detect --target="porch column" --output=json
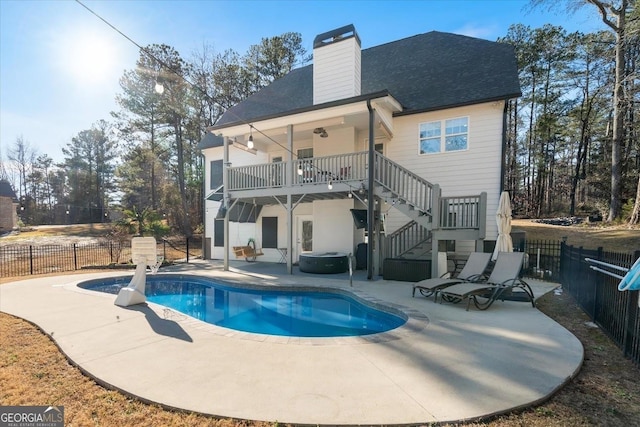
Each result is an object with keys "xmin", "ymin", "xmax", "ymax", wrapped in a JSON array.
[
  {"xmin": 477, "ymin": 191, "xmax": 488, "ymax": 251},
  {"xmin": 223, "ymin": 137, "xmax": 230, "ymax": 271},
  {"xmin": 367, "ymin": 100, "xmax": 375, "ymax": 280},
  {"xmin": 286, "ymin": 124, "xmax": 294, "ymax": 274},
  {"xmin": 431, "ymin": 236, "xmax": 439, "ymax": 278},
  {"xmin": 431, "ymin": 184, "xmax": 441, "ymax": 278}
]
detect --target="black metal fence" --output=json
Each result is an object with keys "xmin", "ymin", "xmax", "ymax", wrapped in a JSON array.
[
  {"xmin": 519, "ymin": 239, "xmax": 563, "ymax": 281},
  {"xmin": 1, "ymin": 237, "xmax": 202, "ymax": 278},
  {"xmin": 560, "ymin": 243, "xmax": 640, "ymax": 368}
]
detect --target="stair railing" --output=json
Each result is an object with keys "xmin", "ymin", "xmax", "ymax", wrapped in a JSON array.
[
  {"xmin": 382, "ymin": 220, "xmax": 431, "ymax": 259},
  {"xmin": 373, "ymin": 152, "xmax": 436, "ymax": 220}
]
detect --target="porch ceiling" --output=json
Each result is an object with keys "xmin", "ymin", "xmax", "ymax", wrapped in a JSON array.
[
  {"xmin": 214, "ymin": 94, "xmax": 400, "ymax": 147},
  {"xmin": 232, "ymin": 191, "xmax": 358, "ymax": 208}
]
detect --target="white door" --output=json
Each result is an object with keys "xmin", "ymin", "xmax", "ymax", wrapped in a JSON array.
[{"xmin": 295, "ymin": 215, "xmax": 313, "ymax": 261}]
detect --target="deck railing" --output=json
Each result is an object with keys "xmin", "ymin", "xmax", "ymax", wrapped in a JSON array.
[
  {"xmin": 228, "ymin": 152, "xmax": 369, "ymax": 190},
  {"xmin": 293, "ymin": 152, "xmax": 368, "ymax": 185},
  {"xmin": 438, "ymin": 194, "xmax": 486, "ymax": 230},
  {"xmin": 372, "ymin": 152, "xmax": 435, "ymax": 214},
  {"xmin": 228, "ymin": 163, "xmax": 284, "ymax": 190}
]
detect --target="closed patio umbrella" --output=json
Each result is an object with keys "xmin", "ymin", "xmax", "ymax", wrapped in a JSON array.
[{"xmin": 492, "ymin": 191, "xmax": 513, "ymax": 261}]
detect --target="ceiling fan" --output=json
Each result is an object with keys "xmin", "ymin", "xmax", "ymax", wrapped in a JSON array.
[{"xmin": 313, "ymin": 127, "xmax": 328, "ymax": 138}]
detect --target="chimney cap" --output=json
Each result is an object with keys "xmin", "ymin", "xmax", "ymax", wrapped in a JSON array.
[{"xmin": 313, "ymin": 24, "xmax": 360, "ymax": 49}]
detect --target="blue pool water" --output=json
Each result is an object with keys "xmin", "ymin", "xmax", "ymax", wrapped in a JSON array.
[{"xmin": 79, "ymin": 275, "xmax": 406, "ymax": 337}]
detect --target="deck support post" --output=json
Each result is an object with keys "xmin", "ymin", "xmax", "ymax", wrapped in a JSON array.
[
  {"xmin": 367, "ymin": 100, "xmax": 375, "ymax": 280},
  {"xmin": 223, "ymin": 137, "xmax": 230, "ymax": 271},
  {"xmin": 286, "ymin": 124, "xmax": 294, "ymax": 274}
]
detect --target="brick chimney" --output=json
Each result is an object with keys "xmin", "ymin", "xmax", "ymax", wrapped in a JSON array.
[{"xmin": 313, "ymin": 25, "xmax": 361, "ymax": 105}]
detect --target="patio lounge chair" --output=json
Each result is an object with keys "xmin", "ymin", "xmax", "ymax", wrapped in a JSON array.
[
  {"xmin": 437, "ymin": 252, "xmax": 535, "ymax": 311},
  {"xmin": 412, "ymin": 252, "xmax": 492, "ymax": 298}
]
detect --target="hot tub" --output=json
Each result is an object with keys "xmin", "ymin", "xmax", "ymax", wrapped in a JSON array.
[{"xmin": 299, "ymin": 252, "xmax": 349, "ymax": 274}]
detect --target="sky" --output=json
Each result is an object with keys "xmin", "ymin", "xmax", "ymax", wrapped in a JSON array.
[{"xmin": 0, "ymin": 0, "xmax": 605, "ymax": 164}]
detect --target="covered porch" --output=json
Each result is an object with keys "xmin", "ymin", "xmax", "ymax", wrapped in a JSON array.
[{"xmin": 208, "ymin": 93, "xmax": 486, "ymax": 279}]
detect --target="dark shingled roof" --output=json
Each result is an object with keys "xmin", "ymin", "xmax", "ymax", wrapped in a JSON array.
[
  {"xmin": 0, "ymin": 179, "xmax": 18, "ymax": 200},
  {"xmin": 213, "ymin": 31, "xmax": 521, "ymax": 129},
  {"xmin": 197, "ymin": 132, "xmax": 225, "ymax": 150}
]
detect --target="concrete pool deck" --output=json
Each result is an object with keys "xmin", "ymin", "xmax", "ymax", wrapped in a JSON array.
[{"xmin": 0, "ymin": 261, "xmax": 583, "ymax": 425}]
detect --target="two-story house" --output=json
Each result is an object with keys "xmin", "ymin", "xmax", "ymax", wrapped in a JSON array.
[
  {"xmin": 0, "ymin": 179, "xmax": 19, "ymax": 233},
  {"xmin": 199, "ymin": 25, "xmax": 521, "ymax": 279}
]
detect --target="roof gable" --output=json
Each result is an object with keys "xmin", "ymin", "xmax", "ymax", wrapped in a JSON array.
[
  {"xmin": 0, "ymin": 180, "xmax": 18, "ymax": 200},
  {"xmin": 214, "ymin": 31, "xmax": 520, "ymax": 128}
]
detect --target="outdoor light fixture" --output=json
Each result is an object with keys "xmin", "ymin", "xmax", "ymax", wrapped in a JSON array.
[
  {"xmin": 247, "ymin": 126, "xmax": 254, "ymax": 149},
  {"xmin": 348, "ymin": 192, "xmax": 353, "ymax": 198},
  {"xmin": 297, "ymin": 165, "xmax": 303, "ymax": 175},
  {"xmin": 231, "ymin": 137, "xmax": 257, "ymax": 154},
  {"xmin": 154, "ymin": 81, "xmax": 164, "ymax": 94},
  {"xmin": 328, "ymin": 180, "xmax": 333, "ymax": 190}
]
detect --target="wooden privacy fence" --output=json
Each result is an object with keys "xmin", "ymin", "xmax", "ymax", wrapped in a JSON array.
[{"xmin": 1, "ymin": 237, "xmax": 202, "ymax": 278}]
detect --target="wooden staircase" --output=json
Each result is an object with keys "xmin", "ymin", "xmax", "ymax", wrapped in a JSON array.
[
  {"xmin": 372, "ymin": 152, "xmax": 487, "ymax": 260},
  {"xmin": 382, "ymin": 220, "xmax": 431, "ymax": 260}
]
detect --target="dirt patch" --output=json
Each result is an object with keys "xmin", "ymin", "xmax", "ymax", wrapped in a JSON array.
[
  {"xmin": 512, "ymin": 219, "xmax": 640, "ymax": 253},
  {"xmin": 0, "ymin": 224, "xmax": 111, "ymax": 247}
]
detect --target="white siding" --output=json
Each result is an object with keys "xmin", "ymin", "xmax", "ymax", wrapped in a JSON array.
[
  {"xmin": 209, "ymin": 213, "xmax": 256, "ymax": 261},
  {"xmin": 203, "ymin": 144, "xmax": 269, "ymax": 260},
  {"xmin": 254, "ymin": 205, "xmax": 287, "ymax": 263},
  {"xmin": 229, "ymin": 145, "xmax": 270, "ymax": 167},
  {"xmin": 313, "ymin": 37, "xmax": 361, "ymax": 104},
  {"xmin": 203, "ymin": 146, "xmax": 223, "ymax": 193},
  {"xmin": 384, "ymin": 102, "xmax": 505, "ymax": 240},
  {"xmin": 314, "ymin": 127, "xmax": 357, "ymax": 156},
  {"xmin": 312, "ymin": 199, "xmax": 359, "ymax": 254}
]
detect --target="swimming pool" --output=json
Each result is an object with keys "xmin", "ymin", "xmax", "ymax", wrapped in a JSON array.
[{"xmin": 79, "ymin": 275, "xmax": 406, "ymax": 337}]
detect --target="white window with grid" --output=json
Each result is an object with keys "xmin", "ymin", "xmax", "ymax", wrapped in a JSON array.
[{"xmin": 419, "ymin": 117, "xmax": 468, "ymax": 154}]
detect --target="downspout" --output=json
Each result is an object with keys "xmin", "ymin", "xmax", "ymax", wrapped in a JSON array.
[
  {"xmin": 500, "ymin": 100, "xmax": 508, "ymax": 192},
  {"xmin": 366, "ymin": 100, "xmax": 375, "ymax": 280}
]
